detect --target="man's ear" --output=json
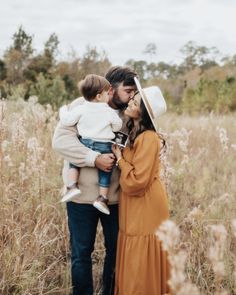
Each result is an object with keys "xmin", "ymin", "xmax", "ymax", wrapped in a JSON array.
[{"xmin": 110, "ymin": 88, "xmax": 115, "ymax": 96}]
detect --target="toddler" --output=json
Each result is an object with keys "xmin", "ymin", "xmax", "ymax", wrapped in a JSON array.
[{"xmin": 59, "ymin": 74, "xmax": 122, "ymax": 215}]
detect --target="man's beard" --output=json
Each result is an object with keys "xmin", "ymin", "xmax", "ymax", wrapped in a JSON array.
[{"xmin": 111, "ymin": 90, "xmax": 128, "ymax": 110}]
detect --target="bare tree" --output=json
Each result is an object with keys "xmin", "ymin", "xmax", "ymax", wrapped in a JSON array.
[{"xmin": 143, "ymin": 43, "xmax": 157, "ymax": 62}]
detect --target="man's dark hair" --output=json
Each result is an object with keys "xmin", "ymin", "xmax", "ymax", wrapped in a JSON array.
[{"xmin": 105, "ymin": 66, "xmax": 137, "ymax": 88}]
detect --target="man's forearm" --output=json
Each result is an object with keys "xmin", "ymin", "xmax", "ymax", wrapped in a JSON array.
[{"xmin": 52, "ymin": 122, "xmax": 100, "ymax": 167}]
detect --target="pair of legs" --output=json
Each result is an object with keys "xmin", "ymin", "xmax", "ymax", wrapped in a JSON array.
[
  {"xmin": 62, "ymin": 139, "xmax": 113, "ymax": 214},
  {"xmin": 67, "ymin": 202, "xmax": 118, "ymax": 295},
  {"xmin": 66, "ymin": 164, "xmax": 111, "ymax": 199}
]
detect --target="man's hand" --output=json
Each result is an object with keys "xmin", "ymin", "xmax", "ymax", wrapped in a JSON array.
[{"xmin": 95, "ymin": 154, "xmax": 115, "ymax": 172}]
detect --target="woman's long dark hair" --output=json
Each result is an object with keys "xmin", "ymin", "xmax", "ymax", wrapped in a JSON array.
[{"xmin": 127, "ymin": 99, "xmax": 166, "ymax": 151}]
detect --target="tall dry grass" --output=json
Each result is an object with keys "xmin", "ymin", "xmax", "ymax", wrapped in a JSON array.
[
  {"xmin": 0, "ymin": 98, "xmax": 235, "ymax": 294},
  {"xmin": 158, "ymin": 113, "xmax": 236, "ymax": 294}
]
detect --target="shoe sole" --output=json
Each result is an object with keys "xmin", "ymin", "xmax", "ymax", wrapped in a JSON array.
[
  {"xmin": 93, "ymin": 201, "xmax": 110, "ymax": 215},
  {"xmin": 61, "ymin": 189, "xmax": 81, "ymax": 203}
]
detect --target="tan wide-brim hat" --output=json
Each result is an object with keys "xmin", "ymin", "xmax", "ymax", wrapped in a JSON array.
[{"xmin": 134, "ymin": 77, "xmax": 167, "ymax": 132}]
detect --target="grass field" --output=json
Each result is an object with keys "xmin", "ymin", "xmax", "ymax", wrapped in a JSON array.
[{"xmin": 0, "ymin": 98, "xmax": 235, "ymax": 294}]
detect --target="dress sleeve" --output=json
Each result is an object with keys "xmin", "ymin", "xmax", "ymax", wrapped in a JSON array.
[{"xmin": 118, "ymin": 131, "xmax": 159, "ymax": 196}]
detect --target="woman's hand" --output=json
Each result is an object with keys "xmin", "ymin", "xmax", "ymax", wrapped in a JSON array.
[{"xmin": 112, "ymin": 144, "xmax": 122, "ymax": 159}]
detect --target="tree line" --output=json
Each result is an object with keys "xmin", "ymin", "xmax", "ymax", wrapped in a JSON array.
[{"xmin": 1, "ymin": 26, "xmax": 236, "ymax": 113}]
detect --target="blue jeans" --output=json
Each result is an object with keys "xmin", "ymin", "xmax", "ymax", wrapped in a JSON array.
[
  {"xmin": 80, "ymin": 138, "xmax": 113, "ymax": 188},
  {"xmin": 67, "ymin": 202, "xmax": 118, "ymax": 295}
]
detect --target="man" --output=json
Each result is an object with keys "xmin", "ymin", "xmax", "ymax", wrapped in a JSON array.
[{"xmin": 52, "ymin": 66, "xmax": 137, "ymax": 295}]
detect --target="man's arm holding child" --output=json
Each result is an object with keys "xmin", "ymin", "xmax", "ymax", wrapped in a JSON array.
[
  {"xmin": 59, "ymin": 105, "xmax": 83, "ymax": 126},
  {"xmin": 52, "ymin": 97, "xmax": 115, "ymax": 170}
]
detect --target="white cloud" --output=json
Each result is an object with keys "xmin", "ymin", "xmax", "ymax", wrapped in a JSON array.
[{"xmin": 0, "ymin": 0, "xmax": 236, "ymax": 64}]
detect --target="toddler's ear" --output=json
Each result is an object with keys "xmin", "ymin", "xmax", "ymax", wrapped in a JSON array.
[{"xmin": 95, "ymin": 93, "xmax": 102, "ymax": 102}]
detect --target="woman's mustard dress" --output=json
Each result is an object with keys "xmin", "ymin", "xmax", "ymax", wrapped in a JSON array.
[{"xmin": 115, "ymin": 130, "xmax": 170, "ymax": 295}]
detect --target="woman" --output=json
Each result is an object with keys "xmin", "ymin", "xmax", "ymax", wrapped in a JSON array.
[{"xmin": 112, "ymin": 78, "xmax": 170, "ymax": 295}]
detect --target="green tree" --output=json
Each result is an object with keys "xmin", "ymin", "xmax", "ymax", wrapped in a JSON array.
[
  {"xmin": 180, "ymin": 41, "xmax": 219, "ymax": 72},
  {"xmin": 23, "ymin": 33, "xmax": 60, "ymax": 82},
  {"xmin": 56, "ymin": 58, "xmax": 81, "ymax": 98},
  {"xmin": 221, "ymin": 54, "xmax": 236, "ymax": 67},
  {"xmin": 146, "ymin": 62, "xmax": 158, "ymax": 79},
  {"xmin": 4, "ymin": 26, "xmax": 34, "ymax": 84},
  {"xmin": 23, "ymin": 55, "xmax": 53, "ymax": 81},
  {"xmin": 29, "ymin": 73, "xmax": 67, "ymax": 106},
  {"xmin": 78, "ymin": 46, "xmax": 111, "ymax": 80},
  {"xmin": 44, "ymin": 33, "xmax": 59, "ymax": 66},
  {"xmin": 12, "ymin": 26, "xmax": 33, "ymax": 58},
  {"xmin": 125, "ymin": 59, "xmax": 147, "ymax": 82},
  {"xmin": 0, "ymin": 60, "xmax": 7, "ymax": 80},
  {"xmin": 181, "ymin": 78, "xmax": 235, "ymax": 114}
]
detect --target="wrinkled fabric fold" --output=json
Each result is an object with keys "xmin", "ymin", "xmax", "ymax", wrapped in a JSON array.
[{"xmin": 115, "ymin": 233, "xmax": 169, "ymax": 295}]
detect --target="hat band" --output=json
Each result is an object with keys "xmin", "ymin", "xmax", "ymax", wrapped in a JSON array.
[{"xmin": 141, "ymin": 90, "xmax": 155, "ymax": 119}]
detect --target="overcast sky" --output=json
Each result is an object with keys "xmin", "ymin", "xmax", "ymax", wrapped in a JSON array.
[{"xmin": 0, "ymin": 0, "xmax": 235, "ymax": 65}]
